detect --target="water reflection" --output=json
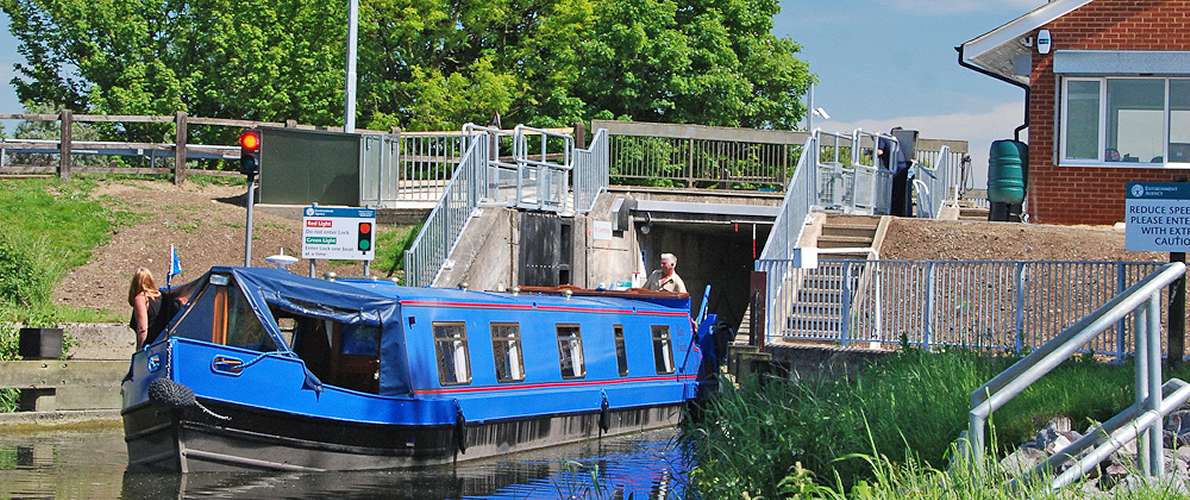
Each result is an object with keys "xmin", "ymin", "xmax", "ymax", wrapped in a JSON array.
[{"xmin": 0, "ymin": 426, "xmax": 693, "ymax": 498}]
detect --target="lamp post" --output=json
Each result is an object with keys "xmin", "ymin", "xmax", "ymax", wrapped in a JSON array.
[{"xmin": 344, "ymin": 0, "xmax": 359, "ymax": 133}]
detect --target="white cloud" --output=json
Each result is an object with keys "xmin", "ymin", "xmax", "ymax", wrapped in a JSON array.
[
  {"xmin": 879, "ymin": 0, "xmax": 1044, "ymax": 15},
  {"xmin": 820, "ymin": 101, "xmax": 1026, "ymax": 188}
]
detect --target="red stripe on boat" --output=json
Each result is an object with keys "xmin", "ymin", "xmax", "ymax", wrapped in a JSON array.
[
  {"xmin": 414, "ymin": 375, "xmax": 698, "ymax": 395},
  {"xmin": 399, "ymin": 300, "xmax": 686, "ymax": 317}
]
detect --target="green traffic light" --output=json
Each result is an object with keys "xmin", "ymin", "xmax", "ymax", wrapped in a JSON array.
[{"xmin": 359, "ymin": 239, "xmax": 371, "ymax": 251}]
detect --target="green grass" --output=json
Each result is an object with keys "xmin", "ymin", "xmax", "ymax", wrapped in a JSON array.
[
  {"xmin": 374, "ymin": 224, "xmax": 420, "ymax": 280},
  {"xmin": 0, "ymin": 178, "xmax": 133, "ymax": 358},
  {"xmin": 689, "ymin": 350, "xmax": 1190, "ymax": 498}
]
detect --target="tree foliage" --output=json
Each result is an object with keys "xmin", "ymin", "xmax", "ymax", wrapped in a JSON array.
[{"xmin": 2, "ymin": 0, "xmax": 812, "ymax": 135}]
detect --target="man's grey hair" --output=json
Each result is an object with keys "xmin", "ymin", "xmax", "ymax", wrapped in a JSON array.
[{"xmin": 660, "ymin": 253, "xmax": 677, "ymax": 265}]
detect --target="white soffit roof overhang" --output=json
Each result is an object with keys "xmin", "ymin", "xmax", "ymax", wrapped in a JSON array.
[{"xmin": 959, "ymin": 0, "xmax": 1095, "ymax": 85}]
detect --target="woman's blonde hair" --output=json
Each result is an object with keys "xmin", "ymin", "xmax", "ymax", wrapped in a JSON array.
[{"xmin": 128, "ymin": 267, "xmax": 161, "ymax": 306}]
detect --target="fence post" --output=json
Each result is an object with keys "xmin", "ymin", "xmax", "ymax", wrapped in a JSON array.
[
  {"xmin": 686, "ymin": 137, "xmax": 695, "ymax": 187},
  {"xmin": 923, "ymin": 262, "xmax": 935, "ymax": 351},
  {"xmin": 841, "ymin": 261, "xmax": 852, "ymax": 346},
  {"xmin": 574, "ymin": 122, "xmax": 586, "ymax": 150},
  {"xmin": 174, "ymin": 111, "xmax": 188, "ymax": 185},
  {"xmin": 779, "ymin": 143, "xmax": 789, "ymax": 186},
  {"xmin": 1117, "ymin": 264, "xmax": 1128, "ymax": 362},
  {"xmin": 58, "ymin": 109, "xmax": 72, "ymax": 180},
  {"xmin": 1015, "ymin": 262, "xmax": 1026, "ymax": 355}
]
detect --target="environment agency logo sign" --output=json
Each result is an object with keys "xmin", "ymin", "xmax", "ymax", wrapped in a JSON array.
[
  {"xmin": 1132, "ymin": 184, "xmax": 1145, "ymax": 198},
  {"xmin": 305, "ymin": 207, "xmax": 315, "ymax": 216}
]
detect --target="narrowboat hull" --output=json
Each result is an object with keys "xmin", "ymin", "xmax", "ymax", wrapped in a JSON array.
[{"xmin": 124, "ymin": 398, "xmax": 684, "ymax": 472}]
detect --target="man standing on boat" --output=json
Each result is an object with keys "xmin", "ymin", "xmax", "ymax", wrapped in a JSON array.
[{"xmin": 645, "ymin": 253, "xmax": 687, "ymax": 293}]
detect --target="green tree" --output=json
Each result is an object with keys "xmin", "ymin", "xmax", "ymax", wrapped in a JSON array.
[{"xmin": 3, "ymin": 0, "xmax": 811, "ymax": 135}]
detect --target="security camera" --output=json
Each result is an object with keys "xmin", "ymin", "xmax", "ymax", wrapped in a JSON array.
[{"xmin": 813, "ymin": 107, "xmax": 831, "ymax": 120}]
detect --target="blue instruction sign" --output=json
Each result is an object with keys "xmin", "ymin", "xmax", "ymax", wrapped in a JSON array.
[{"xmin": 1125, "ymin": 182, "xmax": 1190, "ymax": 252}]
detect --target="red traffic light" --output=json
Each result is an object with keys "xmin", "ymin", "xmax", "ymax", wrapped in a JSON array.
[
  {"xmin": 358, "ymin": 222, "xmax": 372, "ymax": 234},
  {"xmin": 238, "ymin": 130, "xmax": 261, "ymax": 152}
]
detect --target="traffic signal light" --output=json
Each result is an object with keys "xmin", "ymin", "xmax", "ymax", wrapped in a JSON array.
[
  {"xmin": 357, "ymin": 222, "xmax": 373, "ymax": 252},
  {"xmin": 238, "ymin": 130, "xmax": 261, "ymax": 176}
]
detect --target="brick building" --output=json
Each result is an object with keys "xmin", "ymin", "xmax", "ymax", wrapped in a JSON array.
[{"xmin": 960, "ymin": 0, "xmax": 1190, "ymax": 224}]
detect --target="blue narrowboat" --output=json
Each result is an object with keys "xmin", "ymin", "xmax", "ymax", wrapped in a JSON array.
[{"xmin": 121, "ymin": 266, "xmax": 720, "ymax": 472}]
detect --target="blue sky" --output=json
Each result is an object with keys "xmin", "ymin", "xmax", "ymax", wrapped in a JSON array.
[{"xmin": 0, "ymin": 0, "xmax": 1046, "ymax": 182}]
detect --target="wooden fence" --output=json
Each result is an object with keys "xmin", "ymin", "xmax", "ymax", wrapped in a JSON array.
[{"xmin": 0, "ymin": 111, "xmax": 403, "ymax": 184}]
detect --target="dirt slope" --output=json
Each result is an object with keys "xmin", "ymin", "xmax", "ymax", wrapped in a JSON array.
[
  {"xmin": 880, "ymin": 218, "xmax": 1164, "ymax": 262},
  {"xmin": 53, "ymin": 180, "xmax": 367, "ymax": 315}
]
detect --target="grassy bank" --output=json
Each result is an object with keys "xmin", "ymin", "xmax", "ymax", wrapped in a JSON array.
[
  {"xmin": 0, "ymin": 178, "xmax": 136, "ymax": 325},
  {"xmin": 690, "ymin": 350, "xmax": 1190, "ymax": 497}
]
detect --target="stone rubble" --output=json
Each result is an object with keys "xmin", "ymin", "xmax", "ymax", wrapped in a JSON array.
[{"xmin": 996, "ymin": 413, "xmax": 1190, "ymax": 495}]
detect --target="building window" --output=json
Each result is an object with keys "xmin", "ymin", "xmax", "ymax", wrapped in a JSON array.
[
  {"xmin": 613, "ymin": 325, "xmax": 629, "ymax": 377},
  {"xmin": 652, "ymin": 325, "xmax": 675, "ymax": 374},
  {"xmin": 556, "ymin": 325, "xmax": 586, "ymax": 379},
  {"xmin": 433, "ymin": 322, "xmax": 471, "ymax": 385},
  {"xmin": 1063, "ymin": 80, "xmax": 1101, "ymax": 160},
  {"xmin": 1061, "ymin": 77, "xmax": 1190, "ymax": 166},
  {"xmin": 491, "ymin": 323, "xmax": 525, "ymax": 382},
  {"xmin": 1171, "ymin": 81, "xmax": 1190, "ymax": 163}
]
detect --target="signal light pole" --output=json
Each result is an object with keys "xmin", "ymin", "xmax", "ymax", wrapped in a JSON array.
[{"xmin": 239, "ymin": 130, "xmax": 262, "ymax": 266}]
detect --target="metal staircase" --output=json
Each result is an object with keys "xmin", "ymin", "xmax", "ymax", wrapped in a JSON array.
[{"xmin": 782, "ymin": 215, "xmax": 878, "ymax": 340}]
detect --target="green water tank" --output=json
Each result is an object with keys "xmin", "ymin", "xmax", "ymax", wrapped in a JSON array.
[{"xmin": 988, "ymin": 139, "xmax": 1028, "ymax": 205}]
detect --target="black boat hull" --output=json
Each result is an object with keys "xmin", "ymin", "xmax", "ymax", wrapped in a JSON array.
[{"xmin": 123, "ymin": 399, "xmax": 683, "ymax": 472}]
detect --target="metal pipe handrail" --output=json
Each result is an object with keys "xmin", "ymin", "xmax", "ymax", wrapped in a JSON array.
[
  {"xmin": 516, "ymin": 158, "xmax": 573, "ymax": 171},
  {"xmin": 967, "ymin": 261, "xmax": 1187, "ymax": 482},
  {"xmin": 402, "ymin": 132, "xmax": 486, "ymax": 286},
  {"xmin": 852, "ymin": 129, "xmax": 898, "ymax": 168},
  {"xmin": 757, "ymin": 134, "xmax": 816, "ymax": 261}
]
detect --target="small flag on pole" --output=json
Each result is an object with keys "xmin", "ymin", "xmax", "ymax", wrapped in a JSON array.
[{"xmin": 167, "ymin": 245, "xmax": 183, "ymax": 290}]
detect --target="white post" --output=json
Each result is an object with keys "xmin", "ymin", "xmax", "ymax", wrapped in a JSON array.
[{"xmin": 344, "ymin": 0, "xmax": 359, "ymax": 133}]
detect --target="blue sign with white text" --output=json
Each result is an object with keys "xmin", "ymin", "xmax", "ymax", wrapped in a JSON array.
[{"xmin": 1125, "ymin": 182, "xmax": 1190, "ymax": 252}]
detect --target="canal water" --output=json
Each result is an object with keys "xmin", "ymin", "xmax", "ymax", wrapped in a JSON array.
[{"xmin": 0, "ymin": 426, "xmax": 693, "ymax": 498}]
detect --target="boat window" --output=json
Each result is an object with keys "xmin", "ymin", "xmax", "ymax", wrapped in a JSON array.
[
  {"xmin": 169, "ymin": 284, "xmax": 218, "ymax": 342},
  {"xmin": 491, "ymin": 323, "xmax": 525, "ymax": 382},
  {"xmin": 614, "ymin": 325, "xmax": 628, "ymax": 377},
  {"xmin": 276, "ymin": 306, "xmax": 383, "ymax": 394},
  {"xmin": 225, "ymin": 286, "xmax": 276, "ymax": 352},
  {"xmin": 556, "ymin": 325, "xmax": 586, "ymax": 379},
  {"xmin": 342, "ymin": 324, "xmax": 381, "ymax": 356},
  {"xmin": 434, "ymin": 322, "xmax": 471, "ymax": 385},
  {"xmin": 164, "ymin": 279, "xmax": 276, "ymax": 354},
  {"xmin": 652, "ymin": 325, "xmax": 675, "ymax": 374}
]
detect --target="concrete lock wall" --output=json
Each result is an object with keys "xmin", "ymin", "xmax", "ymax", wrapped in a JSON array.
[{"xmin": 435, "ymin": 191, "xmax": 769, "ymax": 330}]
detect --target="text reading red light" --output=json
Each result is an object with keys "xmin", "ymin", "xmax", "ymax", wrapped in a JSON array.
[
  {"xmin": 239, "ymin": 131, "xmax": 261, "ymax": 151},
  {"xmin": 358, "ymin": 222, "xmax": 372, "ymax": 234}
]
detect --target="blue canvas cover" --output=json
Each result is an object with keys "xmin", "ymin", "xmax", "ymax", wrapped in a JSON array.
[{"xmin": 190, "ymin": 267, "xmax": 409, "ymax": 395}]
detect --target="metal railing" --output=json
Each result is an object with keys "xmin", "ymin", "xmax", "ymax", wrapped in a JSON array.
[
  {"xmin": 758, "ymin": 128, "xmax": 901, "ymax": 261},
  {"xmin": 402, "ymin": 132, "xmax": 488, "ymax": 287},
  {"xmin": 402, "ymin": 125, "xmax": 609, "ymax": 286},
  {"xmin": 758, "ymin": 135, "xmax": 816, "ymax": 261},
  {"xmin": 754, "ymin": 258, "xmax": 1179, "ymax": 358},
  {"xmin": 596, "ymin": 119, "xmax": 802, "ymax": 189},
  {"xmin": 850, "ymin": 129, "xmax": 896, "ymax": 215},
  {"xmin": 511, "ymin": 125, "xmax": 573, "ymax": 213},
  {"xmin": 913, "ymin": 145, "xmax": 952, "ymax": 219},
  {"xmin": 967, "ymin": 262, "xmax": 1190, "ymax": 490},
  {"xmin": 574, "ymin": 129, "xmax": 610, "ymax": 213}
]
